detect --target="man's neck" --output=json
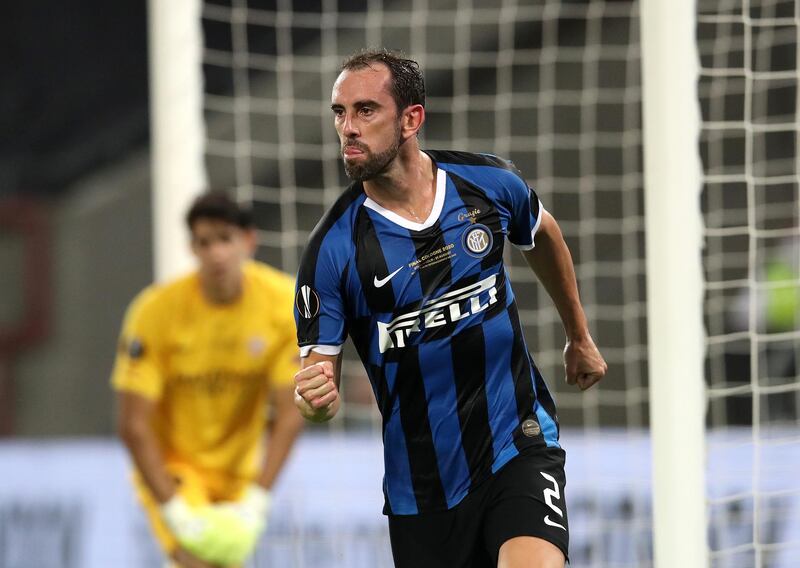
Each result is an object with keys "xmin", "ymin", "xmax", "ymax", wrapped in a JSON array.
[{"xmin": 363, "ymin": 148, "xmax": 437, "ymax": 223}]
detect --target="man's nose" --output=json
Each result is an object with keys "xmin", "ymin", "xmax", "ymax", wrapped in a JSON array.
[
  {"xmin": 209, "ymin": 242, "xmax": 227, "ymax": 261},
  {"xmin": 342, "ymin": 112, "xmax": 359, "ymax": 137}
]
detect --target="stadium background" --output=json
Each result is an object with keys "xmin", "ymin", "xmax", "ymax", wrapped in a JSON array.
[{"xmin": 1, "ymin": 0, "xmax": 798, "ymax": 567}]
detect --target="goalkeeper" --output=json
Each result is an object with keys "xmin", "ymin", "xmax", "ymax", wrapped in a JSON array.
[{"xmin": 111, "ymin": 191, "xmax": 304, "ymax": 567}]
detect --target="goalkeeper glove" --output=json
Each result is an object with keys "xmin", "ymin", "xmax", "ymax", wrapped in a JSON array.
[
  {"xmin": 228, "ymin": 484, "xmax": 272, "ymax": 535},
  {"xmin": 207, "ymin": 484, "xmax": 272, "ymax": 562},
  {"xmin": 161, "ymin": 494, "xmax": 253, "ymax": 566}
]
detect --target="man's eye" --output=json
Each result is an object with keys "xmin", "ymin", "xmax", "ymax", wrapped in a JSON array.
[{"xmin": 359, "ymin": 107, "xmax": 373, "ymax": 116}]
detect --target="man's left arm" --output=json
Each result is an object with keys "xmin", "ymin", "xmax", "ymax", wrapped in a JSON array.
[
  {"xmin": 521, "ymin": 209, "xmax": 607, "ymax": 391},
  {"xmin": 256, "ymin": 384, "xmax": 305, "ymax": 490},
  {"xmin": 221, "ymin": 382, "xmax": 304, "ymax": 551}
]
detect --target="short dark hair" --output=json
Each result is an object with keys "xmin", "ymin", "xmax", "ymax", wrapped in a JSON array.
[
  {"xmin": 185, "ymin": 190, "xmax": 254, "ymax": 230},
  {"xmin": 341, "ymin": 48, "xmax": 425, "ymax": 111}
]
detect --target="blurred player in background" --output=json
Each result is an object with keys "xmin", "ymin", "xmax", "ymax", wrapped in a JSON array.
[
  {"xmin": 112, "ymin": 191, "xmax": 303, "ymax": 568},
  {"xmin": 293, "ymin": 49, "xmax": 606, "ymax": 568}
]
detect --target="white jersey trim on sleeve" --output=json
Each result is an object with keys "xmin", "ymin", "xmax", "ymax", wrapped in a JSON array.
[
  {"xmin": 363, "ymin": 168, "xmax": 446, "ymax": 231},
  {"xmin": 299, "ymin": 344, "xmax": 344, "ymax": 358},
  {"xmin": 512, "ymin": 201, "xmax": 546, "ymax": 251}
]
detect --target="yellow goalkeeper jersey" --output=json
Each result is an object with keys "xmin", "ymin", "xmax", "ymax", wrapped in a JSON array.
[{"xmin": 111, "ymin": 260, "xmax": 298, "ymax": 485}]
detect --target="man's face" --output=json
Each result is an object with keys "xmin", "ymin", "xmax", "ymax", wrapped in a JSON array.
[
  {"xmin": 190, "ymin": 218, "xmax": 253, "ymax": 287},
  {"xmin": 331, "ymin": 64, "xmax": 404, "ymax": 181}
]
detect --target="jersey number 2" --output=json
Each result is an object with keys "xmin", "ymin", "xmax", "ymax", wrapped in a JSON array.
[{"xmin": 540, "ymin": 471, "xmax": 567, "ymax": 531}]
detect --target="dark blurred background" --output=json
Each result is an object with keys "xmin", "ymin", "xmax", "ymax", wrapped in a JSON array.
[
  {"xmin": 1, "ymin": 1, "xmax": 151, "ymax": 435},
  {"xmin": 2, "ymin": 2, "xmax": 149, "ymax": 195}
]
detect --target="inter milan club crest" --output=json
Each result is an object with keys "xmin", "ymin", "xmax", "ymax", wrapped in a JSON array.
[
  {"xmin": 295, "ymin": 285, "xmax": 320, "ymax": 319},
  {"xmin": 462, "ymin": 224, "xmax": 493, "ymax": 258}
]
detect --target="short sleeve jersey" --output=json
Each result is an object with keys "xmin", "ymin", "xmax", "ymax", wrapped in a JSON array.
[
  {"xmin": 112, "ymin": 261, "xmax": 298, "ymax": 482},
  {"xmin": 295, "ymin": 151, "xmax": 561, "ymax": 515}
]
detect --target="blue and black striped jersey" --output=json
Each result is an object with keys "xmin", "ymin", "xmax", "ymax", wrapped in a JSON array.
[{"xmin": 295, "ymin": 150, "xmax": 561, "ymax": 515}]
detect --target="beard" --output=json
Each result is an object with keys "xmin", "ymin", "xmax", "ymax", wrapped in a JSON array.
[{"xmin": 342, "ymin": 125, "xmax": 402, "ymax": 181}]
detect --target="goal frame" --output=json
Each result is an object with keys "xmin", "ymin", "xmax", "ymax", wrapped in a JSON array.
[{"xmin": 640, "ymin": 0, "xmax": 708, "ymax": 566}]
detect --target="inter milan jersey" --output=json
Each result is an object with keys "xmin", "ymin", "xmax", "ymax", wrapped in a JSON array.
[{"xmin": 295, "ymin": 150, "xmax": 561, "ymax": 516}]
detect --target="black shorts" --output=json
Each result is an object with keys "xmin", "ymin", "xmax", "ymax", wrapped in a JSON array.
[{"xmin": 388, "ymin": 447, "xmax": 569, "ymax": 568}]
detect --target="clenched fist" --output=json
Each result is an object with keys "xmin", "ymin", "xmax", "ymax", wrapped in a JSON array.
[
  {"xmin": 294, "ymin": 360, "xmax": 341, "ymax": 422},
  {"xmin": 563, "ymin": 334, "xmax": 607, "ymax": 391}
]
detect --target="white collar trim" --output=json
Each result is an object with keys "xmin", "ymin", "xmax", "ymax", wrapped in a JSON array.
[{"xmin": 363, "ymin": 168, "xmax": 446, "ymax": 231}]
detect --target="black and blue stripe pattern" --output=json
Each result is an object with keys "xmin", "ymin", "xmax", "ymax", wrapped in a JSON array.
[{"xmin": 295, "ymin": 150, "xmax": 560, "ymax": 515}]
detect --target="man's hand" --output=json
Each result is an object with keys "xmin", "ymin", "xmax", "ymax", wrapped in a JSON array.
[
  {"xmin": 185, "ymin": 484, "xmax": 273, "ymax": 566},
  {"xmin": 161, "ymin": 494, "xmax": 212, "ymax": 550},
  {"xmin": 217, "ymin": 484, "xmax": 272, "ymax": 541},
  {"xmin": 563, "ymin": 334, "xmax": 607, "ymax": 391},
  {"xmin": 161, "ymin": 494, "xmax": 253, "ymax": 566},
  {"xmin": 294, "ymin": 361, "xmax": 340, "ymax": 422}
]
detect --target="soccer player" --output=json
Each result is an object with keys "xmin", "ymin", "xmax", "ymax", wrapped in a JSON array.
[
  {"xmin": 293, "ymin": 49, "xmax": 607, "ymax": 568},
  {"xmin": 112, "ymin": 191, "xmax": 304, "ymax": 568}
]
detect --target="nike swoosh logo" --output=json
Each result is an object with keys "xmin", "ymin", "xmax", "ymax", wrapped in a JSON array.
[
  {"xmin": 374, "ymin": 266, "xmax": 403, "ymax": 288},
  {"xmin": 544, "ymin": 515, "xmax": 567, "ymax": 531}
]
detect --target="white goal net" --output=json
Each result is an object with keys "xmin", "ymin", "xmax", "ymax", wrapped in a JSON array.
[
  {"xmin": 201, "ymin": 0, "xmax": 646, "ymax": 432},
  {"xmin": 182, "ymin": 0, "xmax": 799, "ymax": 566},
  {"xmin": 699, "ymin": 0, "xmax": 800, "ymax": 566}
]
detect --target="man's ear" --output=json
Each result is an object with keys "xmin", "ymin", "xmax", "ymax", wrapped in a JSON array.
[
  {"xmin": 244, "ymin": 227, "xmax": 258, "ymax": 257},
  {"xmin": 401, "ymin": 104, "xmax": 425, "ymax": 139},
  {"xmin": 188, "ymin": 230, "xmax": 199, "ymax": 258}
]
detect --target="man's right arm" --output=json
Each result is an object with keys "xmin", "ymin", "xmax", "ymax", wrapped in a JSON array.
[
  {"xmin": 117, "ymin": 390, "xmax": 176, "ymax": 503},
  {"xmin": 113, "ymin": 291, "xmax": 176, "ymax": 501},
  {"xmin": 521, "ymin": 210, "xmax": 606, "ymax": 391},
  {"xmin": 293, "ymin": 350, "xmax": 342, "ymax": 422}
]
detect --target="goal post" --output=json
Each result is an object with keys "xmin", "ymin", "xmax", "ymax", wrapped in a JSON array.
[
  {"xmin": 148, "ymin": 0, "xmax": 206, "ymax": 282},
  {"xmin": 640, "ymin": 0, "xmax": 708, "ymax": 567}
]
